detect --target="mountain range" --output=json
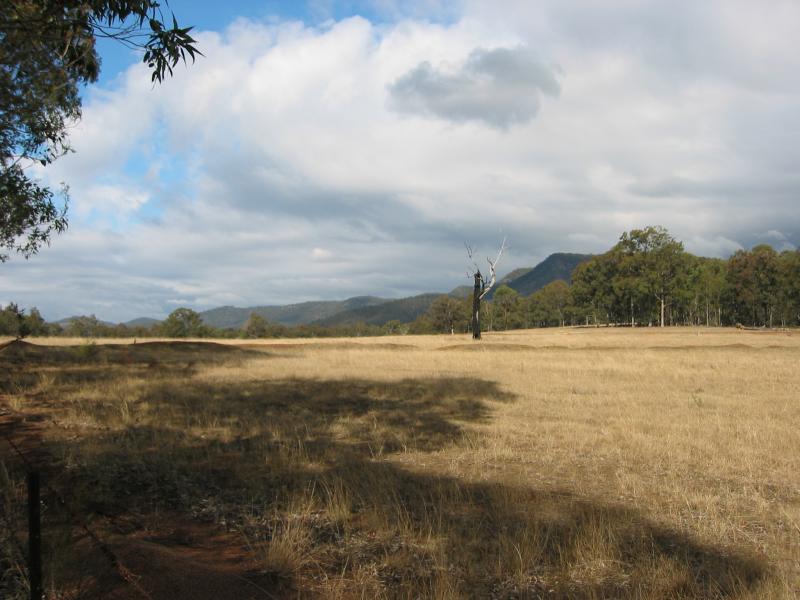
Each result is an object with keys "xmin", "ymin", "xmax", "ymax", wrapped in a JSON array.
[
  {"xmin": 58, "ymin": 253, "xmax": 592, "ymax": 329},
  {"xmin": 313, "ymin": 293, "xmax": 443, "ymax": 327},
  {"xmin": 491, "ymin": 252, "xmax": 592, "ymax": 297},
  {"xmin": 197, "ymin": 296, "xmax": 386, "ymax": 329}
]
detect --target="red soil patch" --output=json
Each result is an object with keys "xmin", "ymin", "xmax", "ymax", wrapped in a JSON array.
[
  {"xmin": 0, "ymin": 398, "xmax": 280, "ymax": 600},
  {"xmin": 103, "ymin": 520, "xmax": 280, "ymax": 599}
]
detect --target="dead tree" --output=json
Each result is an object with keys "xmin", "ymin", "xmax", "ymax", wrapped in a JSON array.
[{"xmin": 466, "ymin": 238, "xmax": 507, "ymax": 340}]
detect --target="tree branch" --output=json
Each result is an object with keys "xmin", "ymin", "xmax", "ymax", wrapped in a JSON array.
[{"xmin": 478, "ymin": 237, "xmax": 507, "ymax": 300}]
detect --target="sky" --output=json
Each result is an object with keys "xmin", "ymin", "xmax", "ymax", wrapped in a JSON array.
[{"xmin": 3, "ymin": 0, "xmax": 799, "ymax": 322}]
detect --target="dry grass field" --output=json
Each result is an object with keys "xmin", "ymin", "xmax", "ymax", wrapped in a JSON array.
[{"xmin": 1, "ymin": 327, "xmax": 799, "ymax": 598}]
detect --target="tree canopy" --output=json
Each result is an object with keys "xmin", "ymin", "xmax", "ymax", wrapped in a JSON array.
[
  {"xmin": 615, "ymin": 226, "xmax": 687, "ymax": 327},
  {"xmin": 160, "ymin": 307, "xmax": 206, "ymax": 338},
  {"xmin": 0, "ymin": 1, "xmax": 199, "ymax": 261}
]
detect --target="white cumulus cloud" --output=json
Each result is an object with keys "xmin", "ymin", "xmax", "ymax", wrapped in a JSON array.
[{"xmin": 5, "ymin": 1, "xmax": 800, "ymax": 322}]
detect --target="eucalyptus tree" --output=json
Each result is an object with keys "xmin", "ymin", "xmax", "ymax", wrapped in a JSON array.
[
  {"xmin": 243, "ymin": 312, "xmax": 269, "ymax": 338},
  {"xmin": 727, "ymin": 245, "xmax": 779, "ymax": 327},
  {"xmin": 427, "ymin": 295, "xmax": 468, "ymax": 334},
  {"xmin": 571, "ymin": 251, "xmax": 621, "ymax": 325},
  {"xmin": 0, "ymin": 1, "xmax": 199, "ymax": 260},
  {"xmin": 492, "ymin": 285, "xmax": 520, "ymax": 330},
  {"xmin": 161, "ymin": 307, "xmax": 207, "ymax": 338},
  {"xmin": 615, "ymin": 226, "xmax": 687, "ymax": 327},
  {"xmin": 0, "ymin": 302, "xmax": 28, "ymax": 337},
  {"xmin": 777, "ymin": 250, "xmax": 800, "ymax": 326},
  {"xmin": 696, "ymin": 257, "xmax": 727, "ymax": 326},
  {"xmin": 532, "ymin": 279, "xmax": 571, "ymax": 327}
]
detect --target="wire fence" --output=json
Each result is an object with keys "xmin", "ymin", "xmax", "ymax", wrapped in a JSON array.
[{"xmin": 1, "ymin": 408, "xmax": 152, "ymax": 600}]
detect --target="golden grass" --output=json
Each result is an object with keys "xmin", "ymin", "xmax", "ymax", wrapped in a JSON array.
[{"xmin": 2, "ymin": 327, "xmax": 799, "ymax": 598}]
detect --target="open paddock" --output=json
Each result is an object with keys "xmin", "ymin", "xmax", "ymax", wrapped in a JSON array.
[{"xmin": 1, "ymin": 327, "xmax": 798, "ymax": 598}]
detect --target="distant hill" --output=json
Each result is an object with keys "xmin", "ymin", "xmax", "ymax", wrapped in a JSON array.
[
  {"xmin": 55, "ymin": 315, "xmax": 115, "ymax": 327},
  {"xmin": 313, "ymin": 293, "xmax": 441, "ymax": 327},
  {"xmin": 498, "ymin": 267, "xmax": 533, "ymax": 285},
  {"xmin": 200, "ymin": 296, "xmax": 388, "ymax": 329},
  {"xmin": 448, "ymin": 285, "xmax": 473, "ymax": 299},
  {"xmin": 498, "ymin": 253, "xmax": 593, "ymax": 296},
  {"xmin": 123, "ymin": 317, "xmax": 160, "ymax": 328}
]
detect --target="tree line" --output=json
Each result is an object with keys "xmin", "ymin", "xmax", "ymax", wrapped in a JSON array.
[
  {"xmin": 0, "ymin": 305, "xmax": 397, "ymax": 339},
  {"xmin": 413, "ymin": 226, "xmax": 799, "ymax": 333}
]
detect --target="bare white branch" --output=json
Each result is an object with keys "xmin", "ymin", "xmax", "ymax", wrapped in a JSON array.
[{"xmin": 478, "ymin": 237, "xmax": 507, "ymax": 300}]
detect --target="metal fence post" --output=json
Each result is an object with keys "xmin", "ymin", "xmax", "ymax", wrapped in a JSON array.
[{"xmin": 27, "ymin": 471, "xmax": 42, "ymax": 600}]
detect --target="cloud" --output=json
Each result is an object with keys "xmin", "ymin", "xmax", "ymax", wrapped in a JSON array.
[
  {"xmin": 311, "ymin": 247, "xmax": 334, "ymax": 261},
  {"xmin": 387, "ymin": 46, "xmax": 560, "ymax": 128},
  {"xmin": 753, "ymin": 230, "xmax": 796, "ymax": 251},
  {"xmin": 683, "ymin": 235, "xmax": 743, "ymax": 258},
  {"xmin": 763, "ymin": 230, "xmax": 786, "ymax": 241},
  {"xmin": 4, "ymin": 2, "xmax": 800, "ymax": 322},
  {"xmin": 80, "ymin": 184, "xmax": 150, "ymax": 215}
]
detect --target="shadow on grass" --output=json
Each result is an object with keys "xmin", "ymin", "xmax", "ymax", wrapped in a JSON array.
[
  {"xmin": 0, "ymin": 339, "xmax": 267, "ymax": 394},
  {"xmin": 2, "ymin": 342, "xmax": 773, "ymax": 598}
]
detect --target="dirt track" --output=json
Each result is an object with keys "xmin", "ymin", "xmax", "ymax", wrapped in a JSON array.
[{"xmin": 0, "ymin": 392, "xmax": 280, "ymax": 599}]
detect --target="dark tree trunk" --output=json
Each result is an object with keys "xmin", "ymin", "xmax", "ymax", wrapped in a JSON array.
[{"xmin": 472, "ymin": 272, "xmax": 482, "ymax": 340}]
